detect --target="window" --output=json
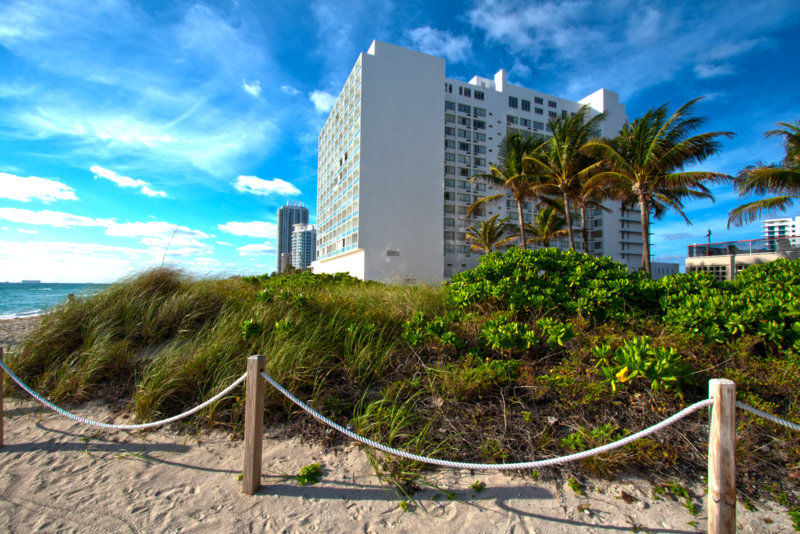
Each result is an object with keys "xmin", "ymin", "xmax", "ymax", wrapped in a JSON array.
[
  {"xmin": 521, "ymin": 99, "xmax": 531, "ymax": 112},
  {"xmin": 457, "ymin": 245, "xmax": 470, "ymax": 254},
  {"xmin": 458, "ymin": 129, "xmax": 470, "ymax": 139},
  {"xmin": 508, "ymin": 96, "xmax": 518, "ymax": 108},
  {"xmin": 535, "ymin": 107, "xmax": 543, "ymax": 115},
  {"xmin": 458, "ymin": 116, "xmax": 471, "ymax": 127},
  {"xmin": 562, "ymin": 110, "xmax": 567, "ymax": 119},
  {"xmin": 445, "ymin": 152, "xmax": 455, "ymax": 161},
  {"xmin": 444, "ymin": 231, "xmax": 454, "ymax": 239},
  {"xmin": 506, "ymin": 199, "xmax": 515, "ymax": 208},
  {"xmin": 474, "ymin": 157, "xmax": 485, "ymax": 166},
  {"xmin": 549, "ymin": 111, "xmax": 557, "ymax": 118},
  {"xmin": 444, "ymin": 205, "xmax": 455, "ymax": 214},
  {"xmin": 457, "ymin": 154, "xmax": 471, "ymax": 164},
  {"xmin": 445, "ymin": 126, "xmax": 455, "ymax": 136},
  {"xmin": 459, "ymin": 87, "xmax": 472, "ymax": 97},
  {"xmin": 445, "ymin": 113, "xmax": 455, "ymax": 123},
  {"xmin": 473, "ymin": 145, "xmax": 486, "ymax": 154},
  {"xmin": 474, "ymin": 90, "xmax": 484, "ymax": 100},
  {"xmin": 473, "ymin": 120, "xmax": 486, "ymax": 130},
  {"xmin": 445, "ymin": 140, "xmax": 455, "ymax": 149},
  {"xmin": 473, "ymin": 107, "xmax": 486, "ymax": 117},
  {"xmin": 444, "ymin": 192, "xmax": 453, "ymax": 200},
  {"xmin": 535, "ymin": 96, "xmax": 543, "ymax": 104},
  {"xmin": 548, "ymin": 100, "xmax": 557, "ymax": 108},
  {"xmin": 506, "ymin": 115, "xmax": 518, "ymax": 124},
  {"xmin": 458, "ymin": 180, "xmax": 470, "ymax": 190},
  {"xmin": 473, "ymin": 132, "xmax": 486, "ymax": 142},
  {"xmin": 458, "ymin": 142, "xmax": 470, "ymax": 151},
  {"xmin": 534, "ymin": 121, "xmax": 544, "ymax": 130},
  {"xmin": 444, "ymin": 244, "xmax": 455, "ymax": 253},
  {"xmin": 456, "ymin": 206, "xmax": 467, "ymax": 215},
  {"xmin": 445, "ymin": 167, "xmax": 455, "ymax": 176},
  {"xmin": 445, "ymin": 83, "xmax": 453, "ymax": 93},
  {"xmin": 458, "ymin": 103, "xmax": 471, "ymax": 113},
  {"xmin": 475, "ymin": 182, "xmax": 486, "ymax": 191},
  {"xmin": 444, "ymin": 218, "xmax": 455, "ymax": 227},
  {"xmin": 520, "ymin": 118, "xmax": 531, "ymax": 127},
  {"xmin": 445, "ymin": 101, "xmax": 455, "ymax": 110},
  {"xmin": 444, "ymin": 178, "xmax": 455, "ymax": 187},
  {"xmin": 457, "ymin": 193, "xmax": 470, "ymax": 202},
  {"xmin": 459, "ymin": 167, "xmax": 470, "ymax": 176}
]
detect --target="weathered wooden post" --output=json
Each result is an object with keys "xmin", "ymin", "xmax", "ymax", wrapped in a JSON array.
[
  {"xmin": 708, "ymin": 378, "xmax": 736, "ymax": 534},
  {"xmin": 242, "ymin": 355, "xmax": 265, "ymax": 495}
]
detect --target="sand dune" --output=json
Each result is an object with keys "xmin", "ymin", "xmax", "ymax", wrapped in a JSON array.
[{"xmin": 0, "ymin": 396, "xmax": 792, "ymax": 533}]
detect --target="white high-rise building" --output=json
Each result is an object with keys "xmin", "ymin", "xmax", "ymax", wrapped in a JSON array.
[
  {"xmin": 762, "ymin": 215, "xmax": 800, "ymax": 246},
  {"xmin": 277, "ymin": 202, "xmax": 309, "ymax": 273},
  {"xmin": 311, "ymin": 40, "xmax": 645, "ymax": 283},
  {"xmin": 291, "ymin": 223, "xmax": 317, "ymax": 271}
]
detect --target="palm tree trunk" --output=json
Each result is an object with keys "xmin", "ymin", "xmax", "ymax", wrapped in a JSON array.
[
  {"xmin": 516, "ymin": 200, "xmax": 527, "ymax": 249},
  {"xmin": 563, "ymin": 192, "xmax": 575, "ymax": 250},
  {"xmin": 638, "ymin": 192, "xmax": 651, "ymax": 276},
  {"xmin": 580, "ymin": 204, "xmax": 589, "ymax": 254}
]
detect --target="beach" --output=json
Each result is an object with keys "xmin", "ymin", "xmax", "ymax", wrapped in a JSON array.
[{"xmin": 0, "ymin": 316, "xmax": 41, "ymax": 350}]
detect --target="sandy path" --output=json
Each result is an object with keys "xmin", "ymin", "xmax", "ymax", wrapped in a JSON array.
[
  {"xmin": 0, "ymin": 317, "xmax": 41, "ymax": 349},
  {"xmin": 0, "ymin": 397, "xmax": 792, "ymax": 533}
]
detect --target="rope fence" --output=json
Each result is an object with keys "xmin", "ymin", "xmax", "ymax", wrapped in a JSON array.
[{"xmin": 0, "ymin": 350, "xmax": 798, "ymax": 534}]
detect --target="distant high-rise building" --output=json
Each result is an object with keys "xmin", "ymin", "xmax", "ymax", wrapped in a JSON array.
[
  {"xmin": 279, "ymin": 252, "xmax": 292, "ymax": 273},
  {"xmin": 762, "ymin": 215, "xmax": 800, "ymax": 247},
  {"xmin": 291, "ymin": 223, "xmax": 317, "ymax": 271},
  {"xmin": 277, "ymin": 202, "xmax": 309, "ymax": 272}
]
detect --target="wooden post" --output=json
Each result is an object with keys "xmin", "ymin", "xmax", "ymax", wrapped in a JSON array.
[
  {"xmin": 0, "ymin": 346, "xmax": 4, "ymax": 448},
  {"xmin": 242, "ymin": 355, "xmax": 265, "ymax": 495},
  {"xmin": 708, "ymin": 378, "xmax": 736, "ymax": 534}
]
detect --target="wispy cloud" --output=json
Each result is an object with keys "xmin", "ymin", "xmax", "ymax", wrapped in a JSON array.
[
  {"xmin": 218, "ymin": 220, "xmax": 277, "ymax": 238},
  {"xmin": 406, "ymin": 27, "xmax": 471, "ymax": 63},
  {"xmin": 280, "ymin": 85, "xmax": 300, "ymax": 96},
  {"xmin": 234, "ymin": 175, "xmax": 301, "ymax": 197},
  {"xmin": 237, "ymin": 243, "xmax": 276, "ymax": 256},
  {"xmin": 90, "ymin": 165, "xmax": 167, "ymax": 198},
  {"xmin": 0, "ymin": 171, "xmax": 77, "ymax": 202},
  {"xmin": 242, "ymin": 79, "xmax": 262, "ymax": 98},
  {"xmin": 309, "ymin": 90, "xmax": 336, "ymax": 113},
  {"xmin": 694, "ymin": 63, "xmax": 734, "ymax": 79}
]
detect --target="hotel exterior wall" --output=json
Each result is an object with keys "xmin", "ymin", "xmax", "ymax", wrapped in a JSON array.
[{"xmin": 358, "ymin": 41, "xmax": 445, "ymax": 283}]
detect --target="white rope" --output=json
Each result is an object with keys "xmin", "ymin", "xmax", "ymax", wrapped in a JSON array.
[
  {"xmin": 261, "ymin": 370, "xmax": 714, "ymax": 470},
  {"xmin": 0, "ymin": 358, "xmax": 246, "ymax": 430},
  {"xmin": 737, "ymin": 401, "xmax": 800, "ymax": 432}
]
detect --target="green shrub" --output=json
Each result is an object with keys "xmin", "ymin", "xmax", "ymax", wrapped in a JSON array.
[{"xmin": 594, "ymin": 336, "xmax": 690, "ymax": 392}]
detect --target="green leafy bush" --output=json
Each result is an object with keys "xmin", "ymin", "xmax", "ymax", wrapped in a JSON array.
[{"xmin": 594, "ymin": 336, "xmax": 690, "ymax": 392}]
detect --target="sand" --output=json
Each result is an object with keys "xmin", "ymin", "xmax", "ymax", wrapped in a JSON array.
[
  {"xmin": 0, "ymin": 316, "xmax": 794, "ymax": 532},
  {"xmin": 0, "ymin": 396, "xmax": 793, "ymax": 533},
  {"xmin": 0, "ymin": 316, "xmax": 41, "ymax": 350}
]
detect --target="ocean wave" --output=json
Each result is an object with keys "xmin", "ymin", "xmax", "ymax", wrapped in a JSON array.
[
  {"xmin": 0, "ymin": 309, "xmax": 44, "ymax": 320},
  {"xmin": 32, "ymin": 288, "xmax": 53, "ymax": 291}
]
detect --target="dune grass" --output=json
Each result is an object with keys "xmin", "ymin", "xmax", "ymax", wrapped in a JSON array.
[{"xmin": 5, "ymin": 254, "xmax": 800, "ymax": 511}]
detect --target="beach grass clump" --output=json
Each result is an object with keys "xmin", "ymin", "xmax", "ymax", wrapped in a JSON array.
[{"xmin": 5, "ymin": 251, "xmax": 800, "ymax": 508}]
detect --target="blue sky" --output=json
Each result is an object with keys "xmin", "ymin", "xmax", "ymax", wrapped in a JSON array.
[{"xmin": 1, "ymin": 0, "xmax": 799, "ymax": 282}]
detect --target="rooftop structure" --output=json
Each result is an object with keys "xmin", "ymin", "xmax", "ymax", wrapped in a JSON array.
[{"xmin": 685, "ymin": 237, "xmax": 800, "ymax": 281}]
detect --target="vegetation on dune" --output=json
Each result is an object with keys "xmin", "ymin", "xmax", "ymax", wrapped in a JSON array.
[{"xmin": 5, "ymin": 252, "xmax": 800, "ymax": 512}]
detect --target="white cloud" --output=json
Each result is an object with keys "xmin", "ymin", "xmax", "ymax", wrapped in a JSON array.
[
  {"xmin": 309, "ymin": 90, "xmax": 336, "ymax": 113},
  {"xmin": 0, "ymin": 207, "xmax": 111, "ymax": 228},
  {"xmin": 17, "ymin": 228, "xmax": 37, "ymax": 234},
  {"xmin": 0, "ymin": 172, "xmax": 77, "ymax": 202},
  {"xmin": 215, "ymin": 240, "xmax": 234, "ymax": 246},
  {"xmin": 233, "ymin": 175, "xmax": 301, "ymax": 197},
  {"xmin": 218, "ymin": 220, "xmax": 277, "ymax": 238},
  {"xmin": 237, "ymin": 243, "xmax": 276, "ymax": 256},
  {"xmin": 406, "ymin": 26, "xmax": 471, "ymax": 63},
  {"xmin": 242, "ymin": 79, "xmax": 262, "ymax": 97},
  {"xmin": 90, "ymin": 165, "xmax": 167, "ymax": 197},
  {"xmin": 705, "ymin": 38, "xmax": 765, "ymax": 61},
  {"xmin": 694, "ymin": 63, "xmax": 734, "ymax": 79},
  {"xmin": 280, "ymin": 85, "xmax": 300, "ymax": 96}
]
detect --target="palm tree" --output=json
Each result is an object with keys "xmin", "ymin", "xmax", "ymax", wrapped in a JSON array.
[
  {"xmin": 728, "ymin": 120, "xmax": 800, "ymax": 226},
  {"xmin": 524, "ymin": 206, "xmax": 568, "ymax": 247},
  {"xmin": 522, "ymin": 106, "xmax": 606, "ymax": 250},
  {"xmin": 583, "ymin": 98, "xmax": 733, "ymax": 275},
  {"xmin": 465, "ymin": 214, "xmax": 517, "ymax": 253},
  {"xmin": 571, "ymin": 169, "xmax": 612, "ymax": 254},
  {"xmin": 468, "ymin": 132, "xmax": 545, "ymax": 249}
]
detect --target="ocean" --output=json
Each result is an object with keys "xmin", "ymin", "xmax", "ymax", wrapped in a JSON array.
[{"xmin": 0, "ymin": 282, "xmax": 109, "ymax": 319}]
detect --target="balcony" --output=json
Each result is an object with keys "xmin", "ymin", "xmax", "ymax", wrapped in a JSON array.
[{"xmin": 688, "ymin": 237, "xmax": 800, "ymax": 258}]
